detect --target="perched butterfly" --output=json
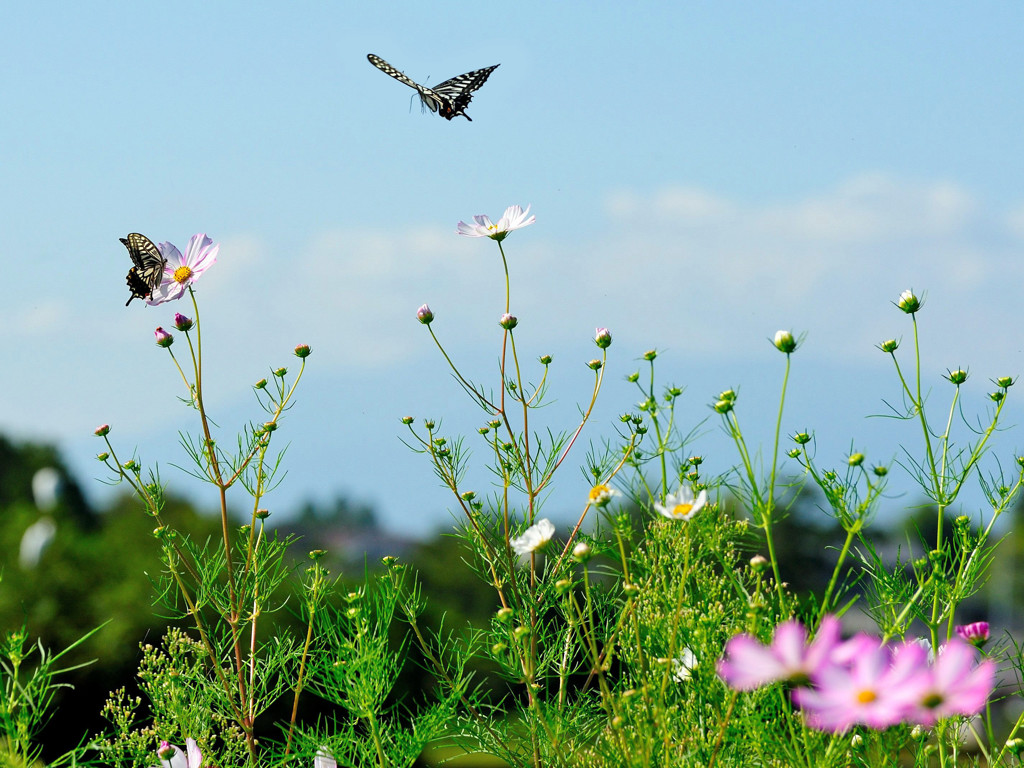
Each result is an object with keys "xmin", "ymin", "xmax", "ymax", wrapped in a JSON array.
[
  {"xmin": 367, "ymin": 53, "xmax": 499, "ymax": 121},
  {"xmin": 121, "ymin": 233, "xmax": 167, "ymax": 306}
]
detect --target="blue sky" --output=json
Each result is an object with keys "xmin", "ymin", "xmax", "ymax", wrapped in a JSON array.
[{"xmin": 3, "ymin": 3, "xmax": 1024, "ymax": 536}]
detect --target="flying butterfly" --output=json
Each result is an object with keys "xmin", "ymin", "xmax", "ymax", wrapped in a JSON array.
[
  {"xmin": 367, "ymin": 54, "xmax": 499, "ymax": 121},
  {"xmin": 121, "ymin": 233, "xmax": 167, "ymax": 306}
]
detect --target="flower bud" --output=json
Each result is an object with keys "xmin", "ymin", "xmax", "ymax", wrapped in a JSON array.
[
  {"xmin": 461, "ymin": 490, "xmax": 476, "ymax": 501},
  {"xmin": 749, "ymin": 554, "xmax": 768, "ymax": 572},
  {"xmin": 254, "ymin": 378, "xmax": 268, "ymax": 390},
  {"xmin": 1005, "ymin": 738, "xmax": 1024, "ymax": 755},
  {"xmin": 263, "ymin": 421, "xmax": 278, "ymax": 433},
  {"xmin": 416, "ymin": 304, "xmax": 434, "ymax": 324},
  {"xmin": 997, "ymin": 376, "xmax": 1015, "ymax": 389},
  {"xmin": 773, "ymin": 330, "xmax": 797, "ymax": 354},
  {"xmin": 401, "ymin": 416, "xmax": 414, "ymax": 425},
  {"xmin": 848, "ymin": 452, "xmax": 865, "ymax": 467},
  {"xmin": 94, "ymin": 424, "xmax": 111, "ymax": 437},
  {"xmin": 713, "ymin": 399, "xmax": 733, "ymax": 414},
  {"xmin": 255, "ymin": 508, "xmax": 270, "ymax": 520},
  {"xmin": 879, "ymin": 338, "xmax": 899, "ymax": 353},
  {"xmin": 946, "ymin": 368, "xmax": 968, "ymax": 385},
  {"xmin": 423, "ymin": 420, "xmax": 435, "ymax": 430},
  {"xmin": 491, "ymin": 642, "xmax": 506, "ymax": 655},
  {"xmin": 622, "ymin": 582, "xmax": 639, "ymax": 597},
  {"xmin": 573, "ymin": 542, "xmax": 593, "ymax": 562},
  {"xmin": 792, "ymin": 431, "xmax": 812, "ymax": 445},
  {"xmin": 990, "ymin": 391, "xmax": 1005, "ymax": 403},
  {"xmin": 154, "ymin": 327, "xmax": 174, "ymax": 347},
  {"xmin": 555, "ymin": 578, "xmax": 572, "ymax": 594},
  {"xmin": 873, "ymin": 465, "xmax": 888, "ymax": 477},
  {"xmin": 539, "ymin": 354, "xmax": 552, "ymax": 365},
  {"xmin": 158, "ymin": 741, "xmax": 175, "ymax": 760},
  {"xmin": 294, "ymin": 343, "xmax": 311, "ymax": 359},
  {"xmin": 499, "ymin": 313, "xmax": 518, "ymax": 330},
  {"xmin": 173, "ymin": 313, "xmax": 194, "ymax": 331},
  {"xmin": 719, "ymin": 389, "xmax": 737, "ymax": 403},
  {"xmin": 643, "ymin": 349, "xmax": 658, "ymax": 361},
  {"xmin": 587, "ymin": 359, "xmax": 603, "ymax": 371},
  {"xmin": 897, "ymin": 289, "xmax": 921, "ymax": 314},
  {"xmin": 627, "ymin": 371, "xmax": 639, "ymax": 382},
  {"xmin": 96, "ymin": 452, "xmax": 109, "ymax": 462},
  {"xmin": 955, "ymin": 621, "xmax": 990, "ymax": 648},
  {"xmin": 496, "ymin": 607, "xmax": 513, "ymax": 622},
  {"xmin": 687, "ymin": 456, "xmax": 704, "ymax": 466},
  {"xmin": 594, "ymin": 327, "xmax": 612, "ymax": 349},
  {"xmin": 308, "ymin": 549, "xmax": 327, "ymax": 561},
  {"xmin": 513, "ymin": 625, "xmax": 530, "ymax": 640},
  {"xmin": 786, "ymin": 448, "xmax": 800, "ymax": 459},
  {"xmin": 273, "ymin": 367, "xmax": 287, "ymax": 378}
]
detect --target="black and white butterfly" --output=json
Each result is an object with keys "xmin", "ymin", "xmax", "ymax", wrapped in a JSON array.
[
  {"xmin": 121, "ymin": 233, "xmax": 167, "ymax": 306},
  {"xmin": 367, "ymin": 54, "xmax": 499, "ymax": 121}
]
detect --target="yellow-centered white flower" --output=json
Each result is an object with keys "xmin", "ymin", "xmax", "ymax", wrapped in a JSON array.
[{"xmin": 653, "ymin": 484, "xmax": 707, "ymax": 522}]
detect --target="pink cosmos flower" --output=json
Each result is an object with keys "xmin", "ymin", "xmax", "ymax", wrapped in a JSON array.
[
  {"xmin": 901, "ymin": 638, "xmax": 996, "ymax": 725},
  {"xmin": 955, "ymin": 621, "xmax": 990, "ymax": 648},
  {"xmin": 151, "ymin": 738, "xmax": 202, "ymax": 768},
  {"xmin": 457, "ymin": 205, "xmax": 535, "ymax": 242},
  {"xmin": 791, "ymin": 638, "xmax": 930, "ymax": 732},
  {"xmin": 717, "ymin": 616, "xmax": 841, "ymax": 691},
  {"xmin": 147, "ymin": 234, "xmax": 219, "ymax": 305}
]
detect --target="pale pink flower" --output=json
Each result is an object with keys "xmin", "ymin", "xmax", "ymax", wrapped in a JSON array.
[
  {"xmin": 717, "ymin": 616, "xmax": 841, "ymax": 691},
  {"xmin": 791, "ymin": 638, "xmax": 930, "ymax": 732},
  {"xmin": 151, "ymin": 738, "xmax": 202, "ymax": 768},
  {"xmin": 148, "ymin": 234, "xmax": 218, "ymax": 305},
  {"xmin": 902, "ymin": 638, "xmax": 996, "ymax": 725},
  {"xmin": 457, "ymin": 205, "xmax": 535, "ymax": 242}
]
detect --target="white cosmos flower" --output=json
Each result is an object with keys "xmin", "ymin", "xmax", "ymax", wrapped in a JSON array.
[
  {"xmin": 653, "ymin": 485, "xmax": 707, "ymax": 522},
  {"xmin": 457, "ymin": 204, "xmax": 535, "ymax": 242},
  {"xmin": 510, "ymin": 518, "xmax": 555, "ymax": 555}
]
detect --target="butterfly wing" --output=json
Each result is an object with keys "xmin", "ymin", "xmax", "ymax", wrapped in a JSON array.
[
  {"xmin": 121, "ymin": 233, "xmax": 167, "ymax": 306},
  {"xmin": 431, "ymin": 64, "xmax": 500, "ymax": 120},
  {"xmin": 367, "ymin": 54, "xmax": 446, "ymax": 114}
]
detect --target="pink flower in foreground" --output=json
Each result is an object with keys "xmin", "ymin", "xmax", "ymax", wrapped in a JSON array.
[
  {"xmin": 902, "ymin": 638, "xmax": 996, "ymax": 726},
  {"xmin": 148, "ymin": 234, "xmax": 218, "ymax": 305},
  {"xmin": 457, "ymin": 205, "xmax": 535, "ymax": 242},
  {"xmin": 717, "ymin": 616, "xmax": 841, "ymax": 691},
  {"xmin": 792, "ymin": 638, "xmax": 929, "ymax": 732}
]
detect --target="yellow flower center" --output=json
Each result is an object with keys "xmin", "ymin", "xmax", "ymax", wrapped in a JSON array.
[
  {"xmin": 173, "ymin": 265, "xmax": 194, "ymax": 284},
  {"xmin": 856, "ymin": 689, "xmax": 877, "ymax": 704},
  {"xmin": 589, "ymin": 484, "xmax": 611, "ymax": 503},
  {"xmin": 672, "ymin": 503, "xmax": 694, "ymax": 517}
]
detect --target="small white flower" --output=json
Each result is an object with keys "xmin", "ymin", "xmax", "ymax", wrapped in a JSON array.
[
  {"xmin": 653, "ymin": 485, "xmax": 707, "ymax": 522},
  {"xmin": 588, "ymin": 483, "xmax": 620, "ymax": 507},
  {"xmin": 672, "ymin": 648, "xmax": 697, "ymax": 682},
  {"xmin": 510, "ymin": 518, "xmax": 555, "ymax": 555},
  {"xmin": 315, "ymin": 748, "xmax": 337, "ymax": 768}
]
